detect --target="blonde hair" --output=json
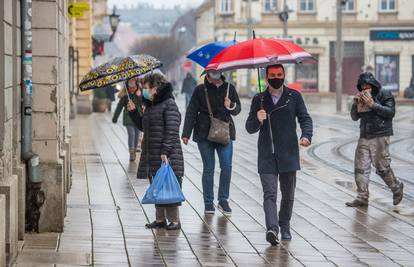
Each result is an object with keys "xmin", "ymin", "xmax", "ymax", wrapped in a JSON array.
[{"xmin": 117, "ymin": 87, "xmax": 127, "ymax": 98}]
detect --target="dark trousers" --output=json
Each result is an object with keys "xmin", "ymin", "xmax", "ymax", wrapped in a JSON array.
[{"xmin": 259, "ymin": 172, "xmax": 296, "ymax": 232}]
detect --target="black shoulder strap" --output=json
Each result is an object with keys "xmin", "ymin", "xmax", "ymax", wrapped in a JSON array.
[{"xmin": 203, "ymin": 86, "xmax": 213, "ymax": 118}]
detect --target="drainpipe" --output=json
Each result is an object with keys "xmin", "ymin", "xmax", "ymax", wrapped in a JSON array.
[{"xmin": 21, "ymin": 0, "xmax": 45, "ymax": 233}]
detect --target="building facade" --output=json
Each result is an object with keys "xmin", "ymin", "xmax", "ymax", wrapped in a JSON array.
[
  {"xmin": 195, "ymin": 0, "xmax": 414, "ymax": 96},
  {"xmin": 167, "ymin": 9, "xmax": 197, "ymax": 90},
  {"xmin": 0, "ymin": 0, "xmax": 98, "ymax": 265}
]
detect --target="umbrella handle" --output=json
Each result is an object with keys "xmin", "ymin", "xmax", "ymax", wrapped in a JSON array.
[
  {"xmin": 124, "ymin": 80, "xmax": 131, "ymax": 102},
  {"xmin": 257, "ymin": 67, "xmax": 264, "ymax": 110}
]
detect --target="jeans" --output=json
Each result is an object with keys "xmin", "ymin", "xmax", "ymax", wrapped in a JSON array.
[
  {"xmin": 185, "ymin": 93, "xmax": 191, "ymax": 108},
  {"xmin": 259, "ymin": 172, "xmax": 296, "ymax": 232},
  {"xmin": 126, "ymin": 125, "xmax": 140, "ymax": 150},
  {"xmin": 197, "ymin": 141, "xmax": 233, "ymax": 206}
]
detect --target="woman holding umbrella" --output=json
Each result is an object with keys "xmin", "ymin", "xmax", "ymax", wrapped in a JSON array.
[
  {"xmin": 127, "ymin": 73, "xmax": 184, "ymax": 231},
  {"xmin": 112, "ymin": 78, "xmax": 143, "ymax": 161}
]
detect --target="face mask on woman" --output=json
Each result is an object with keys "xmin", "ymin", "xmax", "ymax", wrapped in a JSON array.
[
  {"xmin": 142, "ymin": 88, "xmax": 154, "ymax": 101},
  {"xmin": 208, "ymin": 72, "xmax": 221, "ymax": 80}
]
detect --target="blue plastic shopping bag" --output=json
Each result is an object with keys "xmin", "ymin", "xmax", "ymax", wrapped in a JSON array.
[{"xmin": 142, "ymin": 163, "xmax": 185, "ymax": 204}]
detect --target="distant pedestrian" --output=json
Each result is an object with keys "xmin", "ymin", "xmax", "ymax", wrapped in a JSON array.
[
  {"xmin": 404, "ymin": 77, "xmax": 414, "ymax": 99},
  {"xmin": 246, "ymin": 64, "xmax": 313, "ymax": 245},
  {"xmin": 182, "ymin": 70, "xmax": 241, "ymax": 216},
  {"xmin": 181, "ymin": 72, "xmax": 197, "ymax": 108},
  {"xmin": 112, "ymin": 78, "xmax": 142, "ymax": 161},
  {"xmin": 346, "ymin": 72, "xmax": 403, "ymax": 207},
  {"xmin": 128, "ymin": 73, "xmax": 184, "ymax": 230},
  {"xmin": 104, "ymin": 85, "xmax": 117, "ymax": 112}
]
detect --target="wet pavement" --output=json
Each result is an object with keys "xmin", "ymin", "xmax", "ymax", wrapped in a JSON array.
[{"xmin": 14, "ymin": 97, "xmax": 414, "ymax": 266}]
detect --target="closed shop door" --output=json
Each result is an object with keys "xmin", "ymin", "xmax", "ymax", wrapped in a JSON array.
[{"xmin": 330, "ymin": 41, "xmax": 364, "ymax": 95}]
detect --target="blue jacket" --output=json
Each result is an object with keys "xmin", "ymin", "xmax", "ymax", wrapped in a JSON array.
[{"xmin": 245, "ymin": 87, "xmax": 313, "ymax": 174}]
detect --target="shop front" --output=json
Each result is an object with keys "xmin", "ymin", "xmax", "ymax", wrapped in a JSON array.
[{"xmin": 370, "ymin": 28, "xmax": 414, "ymax": 94}]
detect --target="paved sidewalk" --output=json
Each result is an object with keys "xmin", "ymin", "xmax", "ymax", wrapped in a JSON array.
[{"xmin": 14, "ymin": 99, "xmax": 414, "ymax": 267}]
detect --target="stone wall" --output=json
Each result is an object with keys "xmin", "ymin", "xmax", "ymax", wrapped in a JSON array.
[
  {"xmin": 0, "ymin": 0, "xmax": 22, "ymax": 263},
  {"xmin": 32, "ymin": 0, "xmax": 72, "ymax": 233},
  {"xmin": 0, "ymin": 0, "xmax": 72, "ymax": 264}
]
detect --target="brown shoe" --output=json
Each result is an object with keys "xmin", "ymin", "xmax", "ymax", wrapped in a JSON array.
[
  {"xmin": 393, "ymin": 182, "xmax": 404, "ymax": 205},
  {"xmin": 345, "ymin": 199, "xmax": 368, "ymax": 207}
]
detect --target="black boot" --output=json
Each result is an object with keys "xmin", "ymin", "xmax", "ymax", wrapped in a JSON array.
[
  {"xmin": 393, "ymin": 182, "xmax": 404, "ymax": 205},
  {"xmin": 145, "ymin": 220, "xmax": 167, "ymax": 229},
  {"xmin": 266, "ymin": 230, "xmax": 279, "ymax": 246},
  {"xmin": 280, "ymin": 225, "xmax": 292, "ymax": 241},
  {"xmin": 345, "ymin": 198, "xmax": 368, "ymax": 207}
]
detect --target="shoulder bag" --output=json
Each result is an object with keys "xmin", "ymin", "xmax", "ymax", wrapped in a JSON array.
[{"xmin": 204, "ymin": 86, "xmax": 230, "ymax": 145}]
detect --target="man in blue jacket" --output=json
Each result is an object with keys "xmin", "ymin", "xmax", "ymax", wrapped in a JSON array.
[{"xmin": 246, "ymin": 64, "xmax": 313, "ymax": 245}]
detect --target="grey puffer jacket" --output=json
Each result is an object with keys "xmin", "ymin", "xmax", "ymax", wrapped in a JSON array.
[{"xmin": 129, "ymin": 83, "xmax": 184, "ymax": 180}]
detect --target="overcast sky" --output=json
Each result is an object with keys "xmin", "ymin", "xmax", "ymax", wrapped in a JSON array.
[{"xmin": 107, "ymin": 0, "xmax": 204, "ymax": 9}]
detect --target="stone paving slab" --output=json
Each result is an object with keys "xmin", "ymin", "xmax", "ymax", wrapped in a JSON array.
[{"xmin": 14, "ymin": 100, "xmax": 414, "ymax": 266}]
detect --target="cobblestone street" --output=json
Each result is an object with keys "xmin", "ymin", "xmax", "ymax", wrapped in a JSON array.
[{"xmin": 14, "ymin": 98, "xmax": 414, "ymax": 267}]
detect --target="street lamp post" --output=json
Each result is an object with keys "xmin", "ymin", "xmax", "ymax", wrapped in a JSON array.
[
  {"xmin": 335, "ymin": 0, "xmax": 347, "ymax": 113},
  {"xmin": 109, "ymin": 6, "xmax": 120, "ymax": 41},
  {"xmin": 278, "ymin": 0, "xmax": 292, "ymax": 39},
  {"xmin": 246, "ymin": 0, "xmax": 253, "ymax": 96}
]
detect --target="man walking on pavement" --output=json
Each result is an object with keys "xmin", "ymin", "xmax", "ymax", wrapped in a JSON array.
[
  {"xmin": 346, "ymin": 72, "xmax": 404, "ymax": 207},
  {"xmin": 181, "ymin": 72, "xmax": 197, "ymax": 108},
  {"xmin": 246, "ymin": 64, "xmax": 313, "ymax": 245}
]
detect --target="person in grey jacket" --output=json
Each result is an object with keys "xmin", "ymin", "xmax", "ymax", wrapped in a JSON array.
[
  {"xmin": 345, "ymin": 72, "xmax": 403, "ymax": 207},
  {"xmin": 181, "ymin": 72, "xmax": 197, "ymax": 108},
  {"xmin": 246, "ymin": 64, "xmax": 313, "ymax": 245}
]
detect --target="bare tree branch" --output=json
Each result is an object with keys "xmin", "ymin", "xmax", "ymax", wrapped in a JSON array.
[{"xmin": 129, "ymin": 36, "xmax": 182, "ymax": 70}]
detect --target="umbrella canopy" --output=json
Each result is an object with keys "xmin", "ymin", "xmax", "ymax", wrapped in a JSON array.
[
  {"xmin": 79, "ymin": 54, "xmax": 162, "ymax": 91},
  {"xmin": 205, "ymin": 38, "xmax": 315, "ymax": 71},
  {"xmin": 187, "ymin": 40, "xmax": 237, "ymax": 68}
]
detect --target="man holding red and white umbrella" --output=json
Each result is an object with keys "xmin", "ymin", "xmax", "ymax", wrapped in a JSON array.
[
  {"xmin": 201, "ymin": 36, "xmax": 314, "ymax": 244},
  {"xmin": 246, "ymin": 64, "xmax": 313, "ymax": 245}
]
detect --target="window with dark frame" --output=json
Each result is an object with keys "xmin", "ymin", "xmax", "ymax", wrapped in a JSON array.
[
  {"xmin": 264, "ymin": 0, "xmax": 278, "ymax": 12},
  {"xmin": 375, "ymin": 54, "xmax": 399, "ymax": 92},
  {"xmin": 294, "ymin": 55, "xmax": 319, "ymax": 92},
  {"xmin": 344, "ymin": 0, "xmax": 355, "ymax": 12},
  {"xmin": 300, "ymin": 0, "xmax": 315, "ymax": 12},
  {"xmin": 380, "ymin": 0, "xmax": 396, "ymax": 11},
  {"xmin": 220, "ymin": 0, "xmax": 233, "ymax": 14}
]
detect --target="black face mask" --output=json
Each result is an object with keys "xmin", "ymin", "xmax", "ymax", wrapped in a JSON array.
[{"xmin": 268, "ymin": 78, "xmax": 284, "ymax": 89}]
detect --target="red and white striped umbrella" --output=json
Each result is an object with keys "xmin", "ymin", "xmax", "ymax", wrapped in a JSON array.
[{"xmin": 205, "ymin": 38, "xmax": 315, "ymax": 71}]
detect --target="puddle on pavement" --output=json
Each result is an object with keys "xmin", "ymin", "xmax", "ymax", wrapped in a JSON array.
[
  {"xmin": 393, "ymin": 207, "xmax": 414, "ymax": 216},
  {"xmin": 334, "ymin": 180, "xmax": 355, "ymax": 190}
]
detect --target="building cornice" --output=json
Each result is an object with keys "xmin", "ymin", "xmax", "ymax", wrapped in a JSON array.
[
  {"xmin": 194, "ymin": 0, "xmax": 214, "ymax": 18},
  {"xmin": 215, "ymin": 20, "xmax": 414, "ymax": 30}
]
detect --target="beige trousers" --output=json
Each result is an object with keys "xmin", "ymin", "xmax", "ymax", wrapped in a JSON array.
[{"xmin": 354, "ymin": 136, "xmax": 401, "ymax": 201}]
